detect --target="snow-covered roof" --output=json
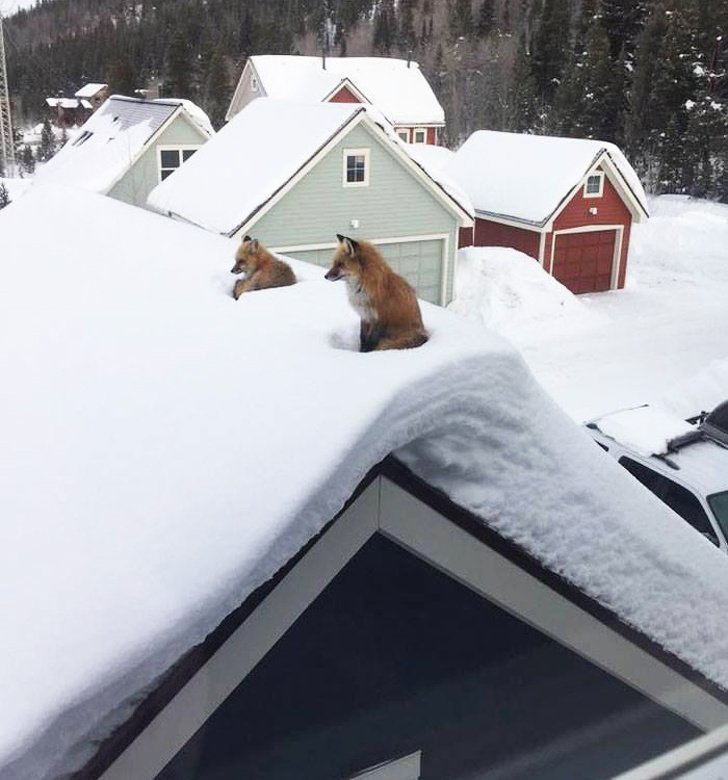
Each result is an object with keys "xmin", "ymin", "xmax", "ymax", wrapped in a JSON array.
[
  {"xmin": 4, "ymin": 185, "xmax": 728, "ymax": 778},
  {"xmin": 45, "ymin": 97, "xmax": 79, "ymax": 109},
  {"xmin": 148, "ymin": 98, "xmax": 471, "ymax": 235},
  {"xmin": 446, "ymin": 130, "xmax": 649, "ymax": 226},
  {"xmin": 249, "ymin": 54, "xmax": 445, "ymax": 126},
  {"xmin": 33, "ymin": 95, "xmax": 213, "ymax": 194},
  {"xmin": 403, "ymin": 141, "xmax": 473, "ymax": 218},
  {"xmin": 74, "ymin": 82, "xmax": 107, "ymax": 99}
]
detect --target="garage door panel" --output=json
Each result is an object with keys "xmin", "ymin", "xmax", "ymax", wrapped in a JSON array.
[
  {"xmin": 553, "ymin": 230, "xmax": 617, "ymax": 294},
  {"xmin": 287, "ymin": 239, "xmax": 443, "ymax": 305}
]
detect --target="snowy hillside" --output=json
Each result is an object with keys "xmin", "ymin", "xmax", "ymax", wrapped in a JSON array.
[
  {"xmin": 450, "ymin": 196, "xmax": 728, "ymax": 422},
  {"xmin": 3, "ymin": 187, "xmax": 728, "ymax": 779}
]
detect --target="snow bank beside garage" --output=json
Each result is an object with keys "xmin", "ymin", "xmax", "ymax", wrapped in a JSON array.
[
  {"xmin": 449, "ymin": 246, "xmax": 605, "ymax": 344},
  {"xmin": 3, "ymin": 187, "xmax": 728, "ymax": 778}
]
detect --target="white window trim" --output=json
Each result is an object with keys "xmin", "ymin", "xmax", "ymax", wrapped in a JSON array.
[
  {"xmin": 412, "ymin": 127, "xmax": 427, "ymax": 144},
  {"xmin": 343, "ymin": 147, "xmax": 370, "ymax": 188},
  {"xmin": 396, "ymin": 128, "xmax": 411, "ymax": 143},
  {"xmin": 584, "ymin": 171, "xmax": 605, "ymax": 198},
  {"xmin": 157, "ymin": 145, "xmax": 200, "ymax": 183},
  {"xmin": 349, "ymin": 751, "xmax": 422, "ymax": 780}
]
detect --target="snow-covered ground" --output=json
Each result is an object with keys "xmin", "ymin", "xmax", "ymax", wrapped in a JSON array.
[
  {"xmin": 451, "ymin": 195, "xmax": 728, "ymax": 423},
  {"xmin": 4, "ymin": 186, "xmax": 728, "ymax": 779}
]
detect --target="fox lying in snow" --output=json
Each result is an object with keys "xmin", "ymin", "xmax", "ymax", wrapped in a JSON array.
[
  {"xmin": 231, "ymin": 236, "xmax": 296, "ymax": 299},
  {"xmin": 325, "ymin": 234, "xmax": 428, "ymax": 352}
]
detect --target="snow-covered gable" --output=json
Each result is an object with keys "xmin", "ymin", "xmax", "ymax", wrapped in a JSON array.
[
  {"xmin": 4, "ymin": 187, "xmax": 728, "ymax": 777},
  {"xmin": 249, "ymin": 54, "xmax": 445, "ymax": 126},
  {"xmin": 33, "ymin": 95, "xmax": 212, "ymax": 194},
  {"xmin": 446, "ymin": 130, "xmax": 649, "ymax": 226},
  {"xmin": 148, "ymin": 98, "xmax": 471, "ymax": 235},
  {"xmin": 74, "ymin": 82, "xmax": 107, "ymax": 99}
]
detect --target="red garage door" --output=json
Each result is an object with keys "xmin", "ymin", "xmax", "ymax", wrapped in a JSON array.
[{"xmin": 552, "ymin": 230, "xmax": 616, "ymax": 294}]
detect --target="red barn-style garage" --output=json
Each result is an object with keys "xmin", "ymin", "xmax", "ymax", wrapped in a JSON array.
[{"xmin": 448, "ymin": 131, "xmax": 649, "ymax": 294}]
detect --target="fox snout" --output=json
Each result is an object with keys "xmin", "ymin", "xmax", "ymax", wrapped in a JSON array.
[
  {"xmin": 325, "ymin": 267, "xmax": 344, "ymax": 281},
  {"xmin": 231, "ymin": 264, "xmax": 242, "ymax": 275}
]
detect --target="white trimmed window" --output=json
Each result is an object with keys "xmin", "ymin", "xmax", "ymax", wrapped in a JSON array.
[
  {"xmin": 397, "ymin": 128, "xmax": 410, "ymax": 143},
  {"xmin": 412, "ymin": 128, "xmax": 427, "ymax": 144},
  {"xmin": 158, "ymin": 146, "xmax": 199, "ymax": 181},
  {"xmin": 343, "ymin": 148, "xmax": 370, "ymax": 187},
  {"xmin": 584, "ymin": 171, "xmax": 605, "ymax": 198}
]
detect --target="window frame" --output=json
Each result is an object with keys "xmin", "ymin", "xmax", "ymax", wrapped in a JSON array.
[
  {"xmin": 396, "ymin": 128, "xmax": 411, "ymax": 143},
  {"xmin": 342, "ymin": 147, "xmax": 371, "ymax": 188},
  {"xmin": 412, "ymin": 127, "xmax": 427, "ymax": 145},
  {"xmin": 584, "ymin": 171, "xmax": 605, "ymax": 198},
  {"xmin": 157, "ymin": 145, "xmax": 200, "ymax": 183}
]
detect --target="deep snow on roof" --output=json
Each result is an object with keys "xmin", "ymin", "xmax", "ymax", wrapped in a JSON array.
[
  {"xmin": 4, "ymin": 187, "xmax": 728, "ymax": 778},
  {"xmin": 32, "ymin": 95, "xmax": 212, "ymax": 194},
  {"xmin": 250, "ymin": 54, "xmax": 445, "ymax": 126},
  {"xmin": 74, "ymin": 83, "xmax": 107, "ymax": 99},
  {"xmin": 148, "ymin": 98, "xmax": 363, "ymax": 234},
  {"xmin": 148, "ymin": 98, "xmax": 471, "ymax": 234},
  {"xmin": 446, "ymin": 130, "xmax": 648, "ymax": 225}
]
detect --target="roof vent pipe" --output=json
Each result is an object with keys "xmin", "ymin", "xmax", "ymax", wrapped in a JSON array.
[{"xmin": 407, "ymin": 49, "xmax": 412, "ymax": 68}]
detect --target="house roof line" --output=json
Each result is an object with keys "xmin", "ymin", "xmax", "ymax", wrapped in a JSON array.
[
  {"xmin": 73, "ymin": 454, "xmax": 728, "ymax": 779},
  {"xmin": 230, "ymin": 106, "xmax": 367, "ymax": 237}
]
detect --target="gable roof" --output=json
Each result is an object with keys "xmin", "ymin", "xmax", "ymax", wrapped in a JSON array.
[
  {"xmin": 147, "ymin": 98, "xmax": 472, "ymax": 235},
  {"xmin": 241, "ymin": 55, "xmax": 445, "ymax": 127},
  {"xmin": 74, "ymin": 82, "xmax": 107, "ymax": 99},
  {"xmin": 3, "ymin": 185, "xmax": 728, "ymax": 779},
  {"xmin": 446, "ymin": 130, "xmax": 649, "ymax": 227},
  {"xmin": 32, "ymin": 95, "xmax": 213, "ymax": 194}
]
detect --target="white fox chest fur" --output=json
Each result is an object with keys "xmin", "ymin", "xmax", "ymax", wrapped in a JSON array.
[{"xmin": 346, "ymin": 277, "xmax": 377, "ymax": 323}]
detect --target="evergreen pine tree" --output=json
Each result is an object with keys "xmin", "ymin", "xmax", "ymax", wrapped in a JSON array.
[
  {"xmin": 166, "ymin": 28, "xmax": 195, "ymax": 98},
  {"xmin": 509, "ymin": 33, "xmax": 540, "ymax": 132},
  {"xmin": 477, "ymin": 0, "xmax": 496, "ymax": 38},
  {"xmin": 20, "ymin": 144, "xmax": 36, "ymax": 175},
  {"xmin": 203, "ymin": 46, "xmax": 229, "ymax": 130},
  {"xmin": 449, "ymin": 0, "xmax": 473, "ymax": 40},
  {"xmin": 38, "ymin": 119, "xmax": 56, "ymax": 162},
  {"xmin": 0, "ymin": 182, "xmax": 10, "ymax": 209},
  {"xmin": 108, "ymin": 57, "xmax": 138, "ymax": 97},
  {"xmin": 530, "ymin": 0, "xmax": 572, "ymax": 104}
]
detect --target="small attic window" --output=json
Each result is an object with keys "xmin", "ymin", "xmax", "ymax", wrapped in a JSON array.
[
  {"xmin": 158, "ymin": 146, "xmax": 199, "ymax": 181},
  {"xmin": 251, "ymin": 76, "xmax": 258, "ymax": 91},
  {"xmin": 584, "ymin": 171, "xmax": 604, "ymax": 198},
  {"xmin": 397, "ymin": 129, "xmax": 410, "ymax": 143},
  {"xmin": 343, "ymin": 148, "xmax": 370, "ymax": 187}
]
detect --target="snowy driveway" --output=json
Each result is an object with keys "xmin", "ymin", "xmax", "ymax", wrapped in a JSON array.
[{"xmin": 452, "ymin": 196, "xmax": 728, "ymax": 422}]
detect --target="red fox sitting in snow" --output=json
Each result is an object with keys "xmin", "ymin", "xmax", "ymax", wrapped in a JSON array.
[
  {"xmin": 325, "ymin": 234, "xmax": 428, "ymax": 352},
  {"xmin": 230, "ymin": 236, "xmax": 296, "ymax": 299}
]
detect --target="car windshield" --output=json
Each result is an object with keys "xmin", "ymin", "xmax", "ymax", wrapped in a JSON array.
[{"xmin": 708, "ymin": 491, "xmax": 728, "ymax": 539}]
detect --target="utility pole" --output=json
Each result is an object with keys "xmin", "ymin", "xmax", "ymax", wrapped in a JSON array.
[{"xmin": 0, "ymin": 12, "xmax": 16, "ymax": 175}]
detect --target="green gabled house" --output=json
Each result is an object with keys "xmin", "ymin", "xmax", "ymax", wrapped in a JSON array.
[
  {"xmin": 33, "ymin": 96, "xmax": 214, "ymax": 208},
  {"xmin": 147, "ymin": 99, "xmax": 473, "ymax": 306}
]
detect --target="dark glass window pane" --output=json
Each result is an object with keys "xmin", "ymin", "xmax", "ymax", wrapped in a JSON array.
[
  {"xmin": 161, "ymin": 149, "xmax": 181, "ymax": 169},
  {"xmin": 586, "ymin": 175, "xmax": 601, "ymax": 193},
  {"xmin": 182, "ymin": 148, "xmax": 196, "ymax": 162},
  {"xmin": 346, "ymin": 154, "xmax": 366, "ymax": 183},
  {"xmin": 160, "ymin": 169, "xmax": 175, "ymax": 180}
]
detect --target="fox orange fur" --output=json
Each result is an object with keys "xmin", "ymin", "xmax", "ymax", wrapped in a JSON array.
[
  {"xmin": 231, "ymin": 236, "xmax": 296, "ymax": 299},
  {"xmin": 325, "ymin": 234, "xmax": 428, "ymax": 352}
]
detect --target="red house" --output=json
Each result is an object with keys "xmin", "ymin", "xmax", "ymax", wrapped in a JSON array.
[{"xmin": 448, "ymin": 131, "xmax": 649, "ymax": 294}]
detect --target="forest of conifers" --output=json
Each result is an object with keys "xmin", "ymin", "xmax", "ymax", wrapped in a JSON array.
[{"xmin": 5, "ymin": 0, "xmax": 728, "ymax": 199}]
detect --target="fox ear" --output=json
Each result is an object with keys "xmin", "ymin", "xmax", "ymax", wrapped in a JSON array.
[
  {"xmin": 337, "ymin": 234, "xmax": 359, "ymax": 258},
  {"xmin": 249, "ymin": 238, "xmax": 259, "ymax": 252},
  {"xmin": 242, "ymin": 235, "xmax": 252, "ymax": 242}
]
